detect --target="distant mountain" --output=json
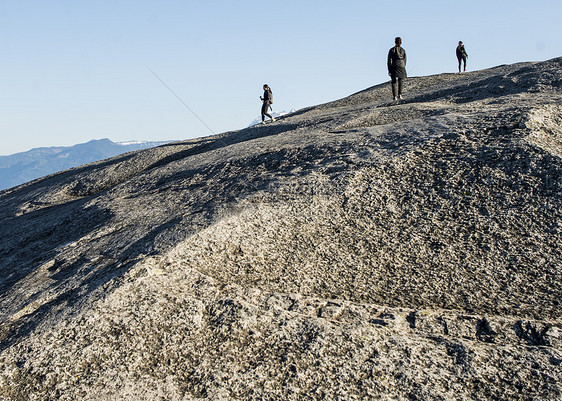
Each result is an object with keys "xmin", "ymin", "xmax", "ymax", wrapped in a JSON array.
[{"xmin": 0, "ymin": 138, "xmax": 172, "ymax": 190}]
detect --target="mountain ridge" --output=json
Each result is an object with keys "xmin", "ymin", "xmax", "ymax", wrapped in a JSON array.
[
  {"xmin": 0, "ymin": 138, "xmax": 172, "ymax": 191},
  {"xmin": 0, "ymin": 58, "xmax": 561, "ymax": 400}
]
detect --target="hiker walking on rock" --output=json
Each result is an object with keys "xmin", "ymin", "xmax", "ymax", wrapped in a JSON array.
[
  {"xmin": 456, "ymin": 41, "xmax": 468, "ymax": 73},
  {"xmin": 260, "ymin": 84, "xmax": 275, "ymax": 124},
  {"xmin": 388, "ymin": 37, "xmax": 407, "ymax": 100}
]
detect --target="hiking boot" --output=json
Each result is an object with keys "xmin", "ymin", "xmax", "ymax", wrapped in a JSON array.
[
  {"xmin": 399, "ymin": 95, "xmax": 403, "ymax": 100},
  {"xmin": 271, "ymin": 118, "xmax": 276, "ymax": 122}
]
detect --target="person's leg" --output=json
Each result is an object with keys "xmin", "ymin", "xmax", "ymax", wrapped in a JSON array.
[
  {"xmin": 458, "ymin": 58, "xmax": 462, "ymax": 73},
  {"xmin": 463, "ymin": 57, "xmax": 467, "ymax": 72},
  {"xmin": 391, "ymin": 74, "xmax": 397, "ymax": 99},
  {"xmin": 261, "ymin": 103, "xmax": 267, "ymax": 122},
  {"xmin": 398, "ymin": 78, "xmax": 403, "ymax": 98}
]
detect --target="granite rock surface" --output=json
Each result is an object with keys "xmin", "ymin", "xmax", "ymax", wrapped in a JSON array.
[{"xmin": 1, "ymin": 58, "xmax": 561, "ymax": 400}]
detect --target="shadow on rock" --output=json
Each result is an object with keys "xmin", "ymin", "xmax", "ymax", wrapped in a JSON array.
[{"xmin": 0, "ymin": 216, "xmax": 183, "ymax": 352}]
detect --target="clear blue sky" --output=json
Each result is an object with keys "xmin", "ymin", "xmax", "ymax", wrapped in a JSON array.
[{"xmin": 1, "ymin": 0, "xmax": 561, "ymax": 155}]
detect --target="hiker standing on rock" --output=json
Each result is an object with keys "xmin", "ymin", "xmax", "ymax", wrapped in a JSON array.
[
  {"xmin": 388, "ymin": 37, "xmax": 407, "ymax": 101},
  {"xmin": 456, "ymin": 41, "xmax": 468, "ymax": 73},
  {"xmin": 260, "ymin": 84, "xmax": 275, "ymax": 124}
]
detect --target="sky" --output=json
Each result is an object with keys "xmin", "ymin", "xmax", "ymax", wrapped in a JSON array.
[{"xmin": 1, "ymin": 0, "xmax": 561, "ymax": 155}]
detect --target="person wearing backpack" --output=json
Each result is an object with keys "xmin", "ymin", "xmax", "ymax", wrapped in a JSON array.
[
  {"xmin": 456, "ymin": 41, "xmax": 468, "ymax": 73},
  {"xmin": 260, "ymin": 84, "xmax": 275, "ymax": 124},
  {"xmin": 387, "ymin": 37, "xmax": 407, "ymax": 100}
]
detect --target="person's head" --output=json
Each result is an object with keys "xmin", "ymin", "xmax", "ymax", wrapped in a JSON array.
[
  {"xmin": 263, "ymin": 84, "xmax": 269, "ymax": 90},
  {"xmin": 395, "ymin": 37, "xmax": 402, "ymax": 46},
  {"xmin": 459, "ymin": 41, "xmax": 463, "ymax": 46}
]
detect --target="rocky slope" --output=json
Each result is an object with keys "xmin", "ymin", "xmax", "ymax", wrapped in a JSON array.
[{"xmin": 0, "ymin": 58, "xmax": 561, "ymax": 400}]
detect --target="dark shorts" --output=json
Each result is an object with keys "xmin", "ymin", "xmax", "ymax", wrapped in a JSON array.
[{"xmin": 390, "ymin": 73, "xmax": 403, "ymax": 84}]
